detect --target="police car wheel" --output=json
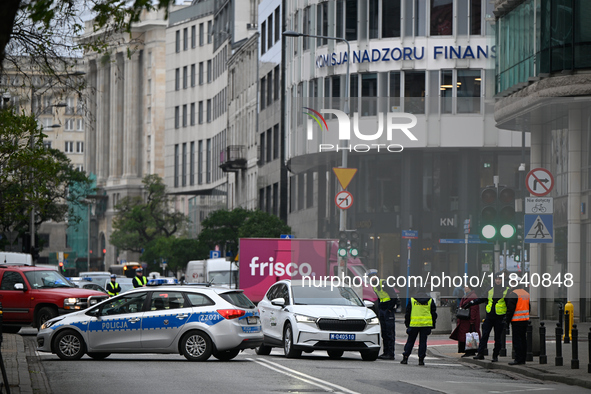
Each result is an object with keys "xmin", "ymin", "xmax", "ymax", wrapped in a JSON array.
[
  {"xmin": 327, "ymin": 350, "xmax": 344, "ymax": 359},
  {"xmin": 212, "ymin": 349, "xmax": 240, "ymax": 361},
  {"xmin": 54, "ymin": 330, "xmax": 86, "ymax": 360},
  {"xmin": 283, "ymin": 324, "xmax": 301, "ymax": 358},
  {"xmin": 180, "ymin": 330, "xmax": 212, "ymax": 361},
  {"xmin": 255, "ymin": 345, "xmax": 272, "ymax": 355},
  {"xmin": 87, "ymin": 352, "xmax": 110, "ymax": 360},
  {"xmin": 36, "ymin": 306, "xmax": 57, "ymax": 329},
  {"xmin": 360, "ymin": 350, "xmax": 379, "ymax": 361}
]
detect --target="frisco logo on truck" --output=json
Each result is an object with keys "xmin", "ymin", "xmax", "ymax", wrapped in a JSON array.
[{"xmin": 249, "ymin": 257, "xmax": 314, "ymax": 277}]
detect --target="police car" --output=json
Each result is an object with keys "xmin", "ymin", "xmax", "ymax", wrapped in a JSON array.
[{"xmin": 37, "ymin": 285, "xmax": 262, "ymax": 361}]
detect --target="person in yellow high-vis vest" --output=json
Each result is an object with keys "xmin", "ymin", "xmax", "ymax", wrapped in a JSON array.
[
  {"xmin": 400, "ymin": 287, "xmax": 437, "ymax": 366},
  {"xmin": 133, "ymin": 268, "xmax": 147, "ymax": 288},
  {"xmin": 369, "ymin": 270, "xmax": 400, "ymax": 360},
  {"xmin": 105, "ymin": 274, "xmax": 121, "ymax": 297},
  {"xmin": 466, "ymin": 271, "xmax": 510, "ymax": 362},
  {"xmin": 505, "ymin": 281, "xmax": 530, "ymax": 365}
]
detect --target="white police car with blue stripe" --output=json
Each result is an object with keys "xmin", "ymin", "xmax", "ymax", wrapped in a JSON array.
[{"xmin": 36, "ymin": 285, "xmax": 262, "ymax": 361}]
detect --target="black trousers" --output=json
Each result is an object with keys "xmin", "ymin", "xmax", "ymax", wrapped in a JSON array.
[
  {"xmin": 378, "ymin": 308, "xmax": 395, "ymax": 356},
  {"xmin": 511, "ymin": 321, "xmax": 528, "ymax": 363},
  {"xmin": 403, "ymin": 327, "xmax": 431, "ymax": 359},
  {"xmin": 477, "ymin": 316, "xmax": 505, "ymax": 357}
]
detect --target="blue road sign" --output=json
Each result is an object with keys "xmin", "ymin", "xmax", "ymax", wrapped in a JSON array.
[
  {"xmin": 280, "ymin": 234, "xmax": 293, "ymax": 239},
  {"xmin": 524, "ymin": 214, "xmax": 553, "ymax": 243},
  {"xmin": 439, "ymin": 239, "xmax": 491, "ymax": 244},
  {"xmin": 402, "ymin": 230, "xmax": 418, "ymax": 239},
  {"xmin": 209, "ymin": 250, "xmax": 221, "ymax": 258}
]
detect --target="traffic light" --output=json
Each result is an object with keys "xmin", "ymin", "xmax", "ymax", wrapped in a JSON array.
[
  {"xmin": 479, "ymin": 186, "xmax": 516, "ymax": 241},
  {"xmin": 337, "ymin": 230, "xmax": 359, "ymax": 257},
  {"xmin": 31, "ymin": 247, "xmax": 40, "ymax": 262},
  {"xmin": 58, "ymin": 261, "xmax": 64, "ymax": 272}
]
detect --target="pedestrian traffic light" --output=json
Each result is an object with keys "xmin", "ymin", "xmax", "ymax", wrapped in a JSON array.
[{"xmin": 337, "ymin": 230, "xmax": 359, "ymax": 257}]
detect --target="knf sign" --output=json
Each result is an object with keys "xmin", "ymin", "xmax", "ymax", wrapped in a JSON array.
[{"xmin": 440, "ymin": 218, "xmax": 455, "ymax": 227}]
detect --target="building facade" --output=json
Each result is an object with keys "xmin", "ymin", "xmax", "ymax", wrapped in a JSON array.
[
  {"xmin": 283, "ymin": 0, "xmax": 529, "ymax": 286},
  {"xmin": 494, "ymin": 0, "xmax": 591, "ymax": 320}
]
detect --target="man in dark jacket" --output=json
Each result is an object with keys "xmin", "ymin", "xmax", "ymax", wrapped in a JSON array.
[
  {"xmin": 369, "ymin": 270, "xmax": 400, "ymax": 360},
  {"xmin": 105, "ymin": 274, "xmax": 121, "ymax": 297},
  {"xmin": 467, "ymin": 271, "xmax": 511, "ymax": 361},
  {"xmin": 401, "ymin": 287, "xmax": 437, "ymax": 366}
]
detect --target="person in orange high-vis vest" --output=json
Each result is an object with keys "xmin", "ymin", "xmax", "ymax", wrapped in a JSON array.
[{"xmin": 505, "ymin": 280, "xmax": 530, "ymax": 365}]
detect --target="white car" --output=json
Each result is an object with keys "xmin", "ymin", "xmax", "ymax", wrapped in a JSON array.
[
  {"xmin": 37, "ymin": 285, "xmax": 263, "ymax": 361},
  {"xmin": 256, "ymin": 280, "xmax": 381, "ymax": 361}
]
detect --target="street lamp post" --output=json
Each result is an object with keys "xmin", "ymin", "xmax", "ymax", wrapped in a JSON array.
[{"xmin": 283, "ymin": 30, "xmax": 351, "ymax": 273}]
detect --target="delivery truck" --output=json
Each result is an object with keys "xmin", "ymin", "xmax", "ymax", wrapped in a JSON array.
[
  {"xmin": 238, "ymin": 238, "xmax": 377, "ymax": 304},
  {"xmin": 185, "ymin": 258, "xmax": 239, "ymax": 288}
]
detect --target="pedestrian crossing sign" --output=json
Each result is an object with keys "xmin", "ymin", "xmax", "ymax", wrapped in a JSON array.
[{"xmin": 524, "ymin": 214, "xmax": 553, "ymax": 244}]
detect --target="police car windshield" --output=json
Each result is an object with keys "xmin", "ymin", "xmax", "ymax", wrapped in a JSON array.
[
  {"xmin": 25, "ymin": 270, "xmax": 74, "ymax": 289},
  {"xmin": 291, "ymin": 286, "xmax": 364, "ymax": 306}
]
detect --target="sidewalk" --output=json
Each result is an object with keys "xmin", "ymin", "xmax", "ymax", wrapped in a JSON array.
[
  {"xmin": 395, "ymin": 319, "xmax": 591, "ymax": 389},
  {"xmin": 0, "ymin": 333, "xmax": 50, "ymax": 394}
]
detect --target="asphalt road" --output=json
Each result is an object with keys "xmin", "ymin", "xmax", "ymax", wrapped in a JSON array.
[{"xmin": 18, "ymin": 330, "xmax": 591, "ymax": 394}]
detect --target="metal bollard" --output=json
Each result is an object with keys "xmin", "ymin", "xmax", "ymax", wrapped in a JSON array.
[
  {"xmin": 559, "ymin": 304, "xmax": 564, "ymax": 329},
  {"xmin": 555, "ymin": 323, "xmax": 563, "ymax": 366},
  {"xmin": 564, "ymin": 310, "xmax": 570, "ymax": 344},
  {"xmin": 539, "ymin": 322, "xmax": 547, "ymax": 364},
  {"xmin": 571, "ymin": 324, "xmax": 579, "ymax": 369},
  {"xmin": 526, "ymin": 321, "xmax": 533, "ymax": 362}
]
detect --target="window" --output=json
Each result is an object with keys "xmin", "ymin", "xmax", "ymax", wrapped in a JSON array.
[
  {"xmin": 259, "ymin": 188, "xmax": 265, "ymax": 210},
  {"xmin": 175, "ymin": 30, "xmax": 180, "ymax": 52},
  {"xmin": 182, "ymin": 143, "xmax": 187, "ymax": 186},
  {"xmin": 336, "ymin": 0, "xmax": 344, "ymax": 38},
  {"xmin": 175, "ymin": 68, "xmax": 180, "ymax": 90},
  {"xmin": 431, "ymin": 0, "xmax": 453, "ymax": 36},
  {"xmin": 273, "ymin": 183, "xmax": 279, "ymax": 216},
  {"xmin": 190, "ymin": 103, "xmax": 195, "ymax": 125},
  {"xmin": 260, "ymin": 77, "xmax": 266, "ymax": 109},
  {"xmin": 183, "ymin": 28, "xmax": 188, "ymax": 50},
  {"xmin": 297, "ymin": 173, "xmax": 305, "ymax": 210},
  {"xmin": 345, "ymin": 0, "xmax": 357, "ymax": 41},
  {"xmin": 274, "ymin": 7, "xmax": 280, "ymax": 43},
  {"xmin": 182, "ymin": 104, "xmax": 187, "ymax": 127},
  {"xmin": 267, "ymin": 15, "xmax": 273, "ymax": 50},
  {"xmin": 274, "ymin": 66, "xmax": 280, "ymax": 101},
  {"xmin": 405, "ymin": 0, "xmax": 426, "ymax": 37},
  {"xmin": 174, "ymin": 144, "xmax": 179, "ymax": 187},
  {"xmin": 302, "ymin": 7, "xmax": 310, "ymax": 50},
  {"xmin": 43, "ymin": 141, "xmax": 51, "ymax": 149},
  {"xmin": 198, "ymin": 140, "xmax": 203, "ymax": 184},
  {"xmin": 1, "ymin": 272, "xmax": 25, "ymax": 290},
  {"xmin": 77, "ymin": 165, "xmax": 83, "ymax": 172},
  {"xmin": 361, "ymin": 73, "xmax": 377, "ymax": 116},
  {"xmin": 206, "ymin": 99, "xmax": 211, "ymax": 123},
  {"xmin": 199, "ymin": 101, "xmax": 203, "ymax": 124},
  {"xmin": 199, "ymin": 62, "xmax": 204, "ymax": 85},
  {"xmin": 151, "ymin": 291, "xmax": 186, "ymax": 310},
  {"xmin": 259, "ymin": 133, "xmax": 265, "ymax": 165},
  {"xmin": 389, "ymin": 71, "xmax": 401, "ymax": 111},
  {"xmin": 404, "ymin": 71, "xmax": 425, "ymax": 114},
  {"xmin": 383, "ymin": 0, "xmax": 401, "ymax": 38},
  {"xmin": 76, "ymin": 141, "xmax": 84, "ymax": 153},
  {"xmin": 441, "ymin": 70, "xmax": 453, "ymax": 114},
  {"xmin": 266, "ymin": 185, "xmax": 272, "ymax": 214},
  {"xmin": 206, "ymin": 138, "xmax": 211, "ymax": 183},
  {"xmin": 266, "ymin": 128, "xmax": 272, "ymax": 162},
  {"xmin": 267, "ymin": 71, "xmax": 273, "ymax": 107},
  {"xmin": 261, "ymin": 21, "xmax": 267, "ymax": 55},
  {"xmin": 306, "ymin": 171, "xmax": 314, "ymax": 208},
  {"xmin": 369, "ymin": 0, "xmax": 379, "ymax": 39},
  {"xmin": 175, "ymin": 106, "xmax": 180, "ymax": 129},
  {"xmin": 273, "ymin": 124, "xmax": 279, "ymax": 160},
  {"xmin": 65, "ymin": 118, "xmax": 75, "ymax": 131},
  {"xmin": 147, "ymin": 107, "xmax": 151, "ymax": 124},
  {"xmin": 293, "ymin": 11, "xmax": 299, "ymax": 55},
  {"xmin": 457, "ymin": 70, "xmax": 481, "ymax": 114},
  {"xmin": 190, "ymin": 142, "xmax": 195, "ymax": 185},
  {"xmin": 207, "ymin": 21, "xmax": 212, "ymax": 44},
  {"xmin": 186, "ymin": 292, "xmax": 214, "ymax": 306},
  {"xmin": 65, "ymin": 141, "xmax": 74, "ymax": 153},
  {"xmin": 191, "ymin": 64, "xmax": 195, "ymax": 86},
  {"xmin": 183, "ymin": 66, "xmax": 187, "ymax": 89},
  {"xmin": 470, "ymin": 0, "xmax": 482, "ymax": 35},
  {"xmin": 207, "ymin": 60, "xmax": 212, "ymax": 83},
  {"xmin": 191, "ymin": 25, "xmax": 196, "ymax": 48},
  {"xmin": 199, "ymin": 23, "xmax": 204, "ymax": 46}
]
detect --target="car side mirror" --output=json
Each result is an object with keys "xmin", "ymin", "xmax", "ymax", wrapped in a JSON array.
[
  {"xmin": 86, "ymin": 308, "xmax": 100, "ymax": 317},
  {"xmin": 14, "ymin": 283, "xmax": 24, "ymax": 291},
  {"xmin": 271, "ymin": 298, "xmax": 285, "ymax": 307},
  {"xmin": 363, "ymin": 300, "xmax": 374, "ymax": 309}
]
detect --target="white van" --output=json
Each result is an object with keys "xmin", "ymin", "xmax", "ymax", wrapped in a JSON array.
[{"xmin": 0, "ymin": 252, "xmax": 33, "ymax": 265}]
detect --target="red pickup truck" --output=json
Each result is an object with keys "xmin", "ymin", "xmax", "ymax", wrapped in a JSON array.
[{"xmin": 0, "ymin": 265, "xmax": 108, "ymax": 332}]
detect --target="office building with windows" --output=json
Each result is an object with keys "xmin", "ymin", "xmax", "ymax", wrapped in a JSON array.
[
  {"xmin": 283, "ymin": 0, "xmax": 529, "ymax": 285},
  {"xmin": 494, "ymin": 0, "xmax": 591, "ymax": 320}
]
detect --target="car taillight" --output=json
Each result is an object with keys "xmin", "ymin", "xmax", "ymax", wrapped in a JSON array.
[{"xmin": 217, "ymin": 309, "xmax": 246, "ymax": 320}]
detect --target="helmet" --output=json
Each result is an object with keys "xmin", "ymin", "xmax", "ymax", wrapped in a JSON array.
[
  {"xmin": 110, "ymin": 274, "xmax": 116, "ymax": 279},
  {"xmin": 136, "ymin": 267, "xmax": 143, "ymax": 273},
  {"xmin": 367, "ymin": 269, "xmax": 378, "ymax": 277}
]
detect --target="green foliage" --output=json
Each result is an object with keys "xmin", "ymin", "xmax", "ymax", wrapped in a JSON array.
[
  {"xmin": 0, "ymin": 109, "xmax": 92, "ymax": 248},
  {"xmin": 142, "ymin": 237, "xmax": 207, "ymax": 275},
  {"xmin": 197, "ymin": 208, "xmax": 291, "ymax": 258},
  {"xmin": 110, "ymin": 174, "xmax": 187, "ymax": 253}
]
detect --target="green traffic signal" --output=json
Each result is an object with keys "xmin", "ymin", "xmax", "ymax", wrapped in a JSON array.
[
  {"xmin": 338, "ymin": 248, "xmax": 348, "ymax": 257},
  {"xmin": 499, "ymin": 223, "xmax": 516, "ymax": 239},
  {"xmin": 481, "ymin": 224, "xmax": 496, "ymax": 240}
]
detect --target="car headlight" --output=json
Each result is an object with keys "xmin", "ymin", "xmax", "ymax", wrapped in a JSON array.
[
  {"xmin": 295, "ymin": 314, "xmax": 317, "ymax": 323},
  {"xmin": 366, "ymin": 317, "xmax": 380, "ymax": 325},
  {"xmin": 41, "ymin": 318, "xmax": 64, "ymax": 330},
  {"xmin": 64, "ymin": 298, "xmax": 81, "ymax": 310}
]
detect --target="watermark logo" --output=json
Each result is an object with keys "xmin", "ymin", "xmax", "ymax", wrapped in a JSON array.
[{"xmin": 304, "ymin": 108, "xmax": 418, "ymax": 153}]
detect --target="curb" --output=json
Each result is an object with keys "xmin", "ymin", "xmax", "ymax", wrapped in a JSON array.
[
  {"xmin": 15, "ymin": 335, "xmax": 33, "ymax": 394},
  {"xmin": 428, "ymin": 346, "xmax": 591, "ymax": 390}
]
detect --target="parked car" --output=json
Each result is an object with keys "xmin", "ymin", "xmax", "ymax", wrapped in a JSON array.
[
  {"xmin": 256, "ymin": 280, "xmax": 381, "ymax": 361},
  {"xmin": 0, "ymin": 265, "xmax": 108, "ymax": 332},
  {"xmin": 37, "ymin": 285, "xmax": 263, "ymax": 361}
]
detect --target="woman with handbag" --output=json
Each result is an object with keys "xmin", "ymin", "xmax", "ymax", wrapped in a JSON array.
[{"xmin": 449, "ymin": 284, "xmax": 481, "ymax": 356}]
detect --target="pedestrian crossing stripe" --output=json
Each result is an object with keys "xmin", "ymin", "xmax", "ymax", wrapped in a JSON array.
[{"xmin": 525, "ymin": 215, "xmax": 552, "ymax": 241}]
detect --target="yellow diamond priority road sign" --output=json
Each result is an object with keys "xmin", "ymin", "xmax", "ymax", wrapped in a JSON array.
[{"xmin": 333, "ymin": 168, "xmax": 357, "ymax": 190}]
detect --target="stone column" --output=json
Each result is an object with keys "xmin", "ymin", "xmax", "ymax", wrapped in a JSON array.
[
  {"xmin": 123, "ymin": 51, "xmax": 140, "ymax": 179},
  {"xmin": 529, "ymin": 123, "xmax": 543, "ymax": 317},
  {"xmin": 96, "ymin": 60, "xmax": 110, "ymax": 185},
  {"xmin": 109, "ymin": 52, "xmax": 124, "ymax": 181},
  {"xmin": 86, "ymin": 60, "xmax": 97, "ymax": 176},
  {"xmin": 567, "ymin": 108, "xmax": 582, "ymax": 319}
]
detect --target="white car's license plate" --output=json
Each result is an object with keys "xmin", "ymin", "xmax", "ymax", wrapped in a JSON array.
[
  {"xmin": 247, "ymin": 316, "xmax": 258, "ymax": 325},
  {"xmin": 330, "ymin": 333, "xmax": 355, "ymax": 340}
]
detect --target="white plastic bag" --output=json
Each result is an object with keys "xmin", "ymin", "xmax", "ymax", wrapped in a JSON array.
[{"xmin": 466, "ymin": 332, "xmax": 480, "ymax": 350}]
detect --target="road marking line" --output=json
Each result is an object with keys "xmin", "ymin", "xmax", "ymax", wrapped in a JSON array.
[
  {"xmin": 250, "ymin": 358, "xmax": 361, "ymax": 394},
  {"xmin": 488, "ymin": 389, "xmax": 554, "ymax": 393}
]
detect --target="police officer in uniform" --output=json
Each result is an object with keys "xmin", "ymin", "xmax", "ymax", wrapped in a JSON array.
[
  {"xmin": 401, "ymin": 287, "xmax": 437, "ymax": 366},
  {"xmin": 369, "ymin": 269, "xmax": 400, "ymax": 360},
  {"xmin": 105, "ymin": 274, "xmax": 121, "ymax": 297},
  {"xmin": 133, "ymin": 267, "xmax": 147, "ymax": 288},
  {"xmin": 506, "ymin": 279, "xmax": 530, "ymax": 365},
  {"xmin": 467, "ymin": 271, "xmax": 511, "ymax": 361}
]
